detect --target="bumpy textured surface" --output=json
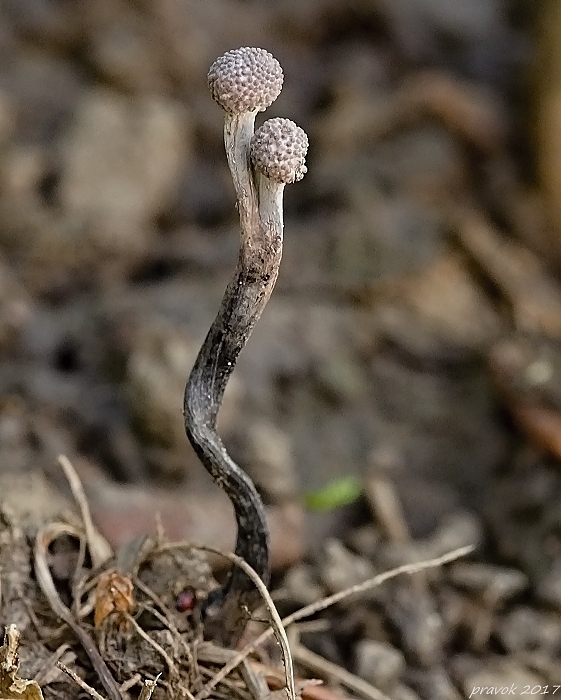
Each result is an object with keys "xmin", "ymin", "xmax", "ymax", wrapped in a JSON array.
[
  {"xmin": 208, "ymin": 47, "xmax": 283, "ymax": 114},
  {"xmin": 250, "ymin": 117, "xmax": 309, "ymax": 184}
]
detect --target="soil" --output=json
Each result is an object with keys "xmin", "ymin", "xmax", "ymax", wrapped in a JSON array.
[{"xmin": 1, "ymin": 1, "xmax": 561, "ymax": 699}]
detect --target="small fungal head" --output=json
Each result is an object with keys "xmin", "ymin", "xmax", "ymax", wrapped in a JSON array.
[
  {"xmin": 250, "ymin": 117, "xmax": 309, "ymax": 184},
  {"xmin": 208, "ymin": 47, "xmax": 283, "ymax": 115}
]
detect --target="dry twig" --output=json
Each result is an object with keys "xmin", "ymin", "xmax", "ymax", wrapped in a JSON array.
[
  {"xmin": 120, "ymin": 673, "xmax": 141, "ymax": 693},
  {"xmin": 57, "ymin": 454, "xmax": 111, "ymax": 568},
  {"xmin": 139, "ymin": 674, "xmax": 161, "ymax": 700},
  {"xmin": 292, "ymin": 645, "xmax": 391, "ymax": 700},
  {"xmin": 32, "ymin": 643, "xmax": 75, "ymax": 686},
  {"xmin": 196, "ymin": 544, "xmax": 473, "ymax": 699},
  {"xmin": 34, "ymin": 522, "xmax": 123, "ymax": 700},
  {"xmin": 134, "ymin": 576, "xmax": 198, "ymax": 687},
  {"xmin": 57, "ymin": 661, "xmax": 107, "ymax": 700},
  {"xmin": 158, "ymin": 542, "xmax": 295, "ymax": 700},
  {"xmin": 125, "ymin": 613, "xmax": 178, "ymax": 681}
]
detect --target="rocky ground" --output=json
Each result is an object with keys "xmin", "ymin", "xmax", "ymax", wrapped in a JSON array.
[{"xmin": 2, "ymin": 1, "xmax": 561, "ymax": 699}]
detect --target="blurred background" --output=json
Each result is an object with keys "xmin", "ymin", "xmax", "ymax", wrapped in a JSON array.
[
  {"xmin": 10, "ymin": 1, "xmax": 561, "ymax": 695},
  {"xmin": 2, "ymin": 0, "xmax": 561, "ymax": 579}
]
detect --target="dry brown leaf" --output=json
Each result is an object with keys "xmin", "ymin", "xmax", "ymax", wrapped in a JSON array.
[
  {"xmin": 0, "ymin": 626, "xmax": 44, "ymax": 700},
  {"xmin": 94, "ymin": 571, "xmax": 134, "ymax": 629}
]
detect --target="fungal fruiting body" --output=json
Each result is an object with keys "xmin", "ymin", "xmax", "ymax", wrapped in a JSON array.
[
  {"xmin": 207, "ymin": 48, "xmax": 283, "ymax": 230},
  {"xmin": 184, "ymin": 48, "xmax": 308, "ymax": 646},
  {"xmin": 251, "ymin": 117, "xmax": 309, "ymax": 232},
  {"xmin": 251, "ymin": 117, "xmax": 309, "ymax": 185},
  {"xmin": 207, "ymin": 47, "xmax": 283, "ymax": 116}
]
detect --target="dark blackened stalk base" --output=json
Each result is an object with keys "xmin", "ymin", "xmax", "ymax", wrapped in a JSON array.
[{"xmin": 184, "ymin": 233, "xmax": 281, "ymax": 647}]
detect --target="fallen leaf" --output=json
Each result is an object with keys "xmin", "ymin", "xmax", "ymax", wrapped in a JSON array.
[
  {"xmin": 0, "ymin": 626, "xmax": 44, "ymax": 700},
  {"xmin": 94, "ymin": 571, "xmax": 134, "ymax": 628}
]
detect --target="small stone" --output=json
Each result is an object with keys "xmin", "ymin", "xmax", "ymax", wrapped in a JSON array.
[
  {"xmin": 60, "ymin": 89, "xmax": 190, "ymax": 254},
  {"xmin": 452, "ymin": 655, "xmax": 545, "ymax": 700},
  {"xmin": 497, "ymin": 606, "xmax": 561, "ymax": 654},
  {"xmin": 243, "ymin": 420, "xmax": 298, "ymax": 500},
  {"xmin": 0, "ymin": 256, "xmax": 33, "ymax": 352},
  {"xmin": 427, "ymin": 512, "xmax": 483, "ymax": 556},
  {"xmin": 378, "ymin": 511, "xmax": 482, "ymax": 572},
  {"xmin": 282, "ymin": 564, "xmax": 324, "ymax": 607},
  {"xmin": 127, "ymin": 318, "xmax": 199, "ymax": 453},
  {"xmin": 392, "ymin": 685, "xmax": 421, "ymax": 700},
  {"xmin": 536, "ymin": 559, "xmax": 561, "ymax": 609},
  {"xmin": 409, "ymin": 666, "xmax": 462, "ymax": 700},
  {"xmin": 378, "ymin": 252, "xmax": 501, "ymax": 360},
  {"xmin": 318, "ymin": 539, "xmax": 375, "ymax": 594},
  {"xmin": 388, "ymin": 586, "xmax": 444, "ymax": 667},
  {"xmin": 347, "ymin": 525, "xmax": 382, "ymax": 558},
  {"xmin": 354, "ymin": 639, "xmax": 404, "ymax": 690},
  {"xmin": 450, "ymin": 562, "xmax": 528, "ymax": 603}
]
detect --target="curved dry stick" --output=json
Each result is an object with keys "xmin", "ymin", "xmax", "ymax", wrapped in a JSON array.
[
  {"xmin": 34, "ymin": 523, "xmax": 123, "ymax": 700},
  {"xmin": 195, "ymin": 544, "xmax": 474, "ymax": 700},
  {"xmin": 156, "ymin": 540, "xmax": 296, "ymax": 700}
]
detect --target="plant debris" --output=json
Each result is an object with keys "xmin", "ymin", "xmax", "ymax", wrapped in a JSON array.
[
  {"xmin": 0, "ymin": 626, "xmax": 44, "ymax": 700},
  {"xmin": 1, "ymin": 455, "xmax": 471, "ymax": 700}
]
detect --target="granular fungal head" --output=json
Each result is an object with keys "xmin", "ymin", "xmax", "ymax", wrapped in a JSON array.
[
  {"xmin": 250, "ymin": 117, "xmax": 308, "ymax": 184},
  {"xmin": 208, "ymin": 47, "xmax": 283, "ymax": 115}
]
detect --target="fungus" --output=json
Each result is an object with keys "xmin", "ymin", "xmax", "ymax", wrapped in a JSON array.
[
  {"xmin": 251, "ymin": 117, "xmax": 308, "ymax": 228},
  {"xmin": 184, "ymin": 48, "xmax": 307, "ymax": 647},
  {"xmin": 207, "ymin": 47, "xmax": 283, "ymax": 229}
]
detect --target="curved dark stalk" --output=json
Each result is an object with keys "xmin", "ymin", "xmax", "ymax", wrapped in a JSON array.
[
  {"xmin": 184, "ymin": 49, "xmax": 306, "ymax": 647},
  {"xmin": 183, "ymin": 114, "xmax": 280, "ymax": 646}
]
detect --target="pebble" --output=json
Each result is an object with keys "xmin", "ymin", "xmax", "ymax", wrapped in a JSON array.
[
  {"xmin": 377, "ymin": 253, "xmax": 501, "ymax": 361},
  {"xmin": 536, "ymin": 559, "xmax": 561, "ymax": 609},
  {"xmin": 347, "ymin": 524, "xmax": 382, "ymax": 559},
  {"xmin": 408, "ymin": 665, "xmax": 462, "ymax": 700},
  {"xmin": 497, "ymin": 606, "xmax": 561, "ymax": 654},
  {"xmin": 281, "ymin": 564, "xmax": 325, "ymax": 607},
  {"xmin": 450, "ymin": 562, "xmax": 528, "ymax": 603},
  {"xmin": 242, "ymin": 420, "xmax": 298, "ymax": 500},
  {"xmin": 388, "ymin": 585, "xmax": 444, "ymax": 667},
  {"xmin": 318, "ymin": 538, "xmax": 375, "ymax": 594},
  {"xmin": 354, "ymin": 639, "xmax": 405, "ymax": 690},
  {"xmin": 452, "ymin": 655, "xmax": 545, "ymax": 700},
  {"xmin": 392, "ymin": 685, "xmax": 422, "ymax": 700},
  {"xmin": 127, "ymin": 318, "xmax": 196, "ymax": 443},
  {"xmin": 60, "ymin": 89, "xmax": 190, "ymax": 254},
  {"xmin": 378, "ymin": 511, "xmax": 482, "ymax": 572},
  {"xmin": 427, "ymin": 511, "xmax": 484, "ymax": 556}
]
